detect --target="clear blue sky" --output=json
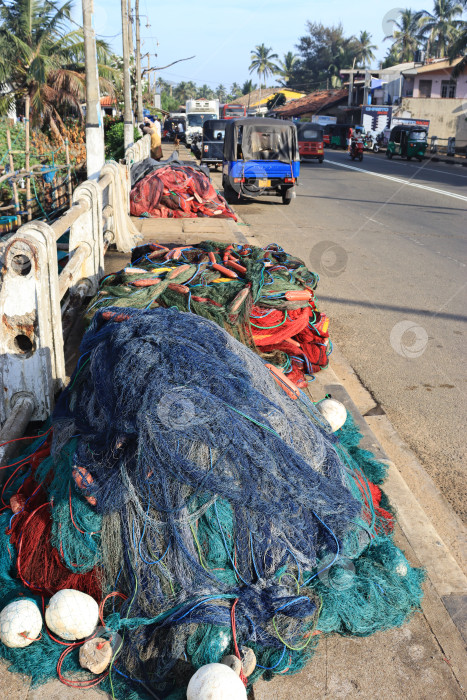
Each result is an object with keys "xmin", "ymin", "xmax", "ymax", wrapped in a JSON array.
[{"xmin": 71, "ymin": 0, "xmax": 454, "ymax": 89}]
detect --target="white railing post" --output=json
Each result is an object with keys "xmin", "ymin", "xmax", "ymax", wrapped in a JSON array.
[
  {"xmin": 68, "ymin": 180, "xmax": 104, "ymax": 296},
  {"xmin": 0, "ymin": 221, "xmax": 65, "ymax": 424},
  {"xmin": 100, "ymin": 161, "xmax": 141, "ymax": 252}
]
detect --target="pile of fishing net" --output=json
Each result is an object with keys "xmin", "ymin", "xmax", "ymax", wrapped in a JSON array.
[
  {"xmin": 0, "ymin": 307, "xmax": 424, "ymax": 699},
  {"xmin": 85, "ymin": 241, "xmax": 331, "ymax": 386},
  {"xmin": 130, "ymin": 163, "xmax": 237, "ymax": 220}
]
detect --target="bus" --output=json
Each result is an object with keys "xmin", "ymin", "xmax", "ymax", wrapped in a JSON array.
[{"xmin": 221, "ymin": 104, "xmax": 246, "ymax": 119}]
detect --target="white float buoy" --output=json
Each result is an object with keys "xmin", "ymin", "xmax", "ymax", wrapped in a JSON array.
[
  {"xmin": 187, "ymin": 663, "xmax": 248, "ymax": 700},
  {"xmin": 45, "ymin": 589, "xmax": 99, "ymax": 641},
  {"xmin": 317, "ymin": 398, "xmax": 347, "ymax": 432},
  {"xmin": 0, "ymin": 599, "xmax": 42, "ymax": 648}
]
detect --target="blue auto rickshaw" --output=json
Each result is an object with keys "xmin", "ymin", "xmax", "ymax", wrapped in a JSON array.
[{"xmin": 222, "ymin": 118, "xmax": 300, "ymax": 205}]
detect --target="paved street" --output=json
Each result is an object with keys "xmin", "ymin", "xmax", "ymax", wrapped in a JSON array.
[{"xmin": 226, "ymin": 149, "xmax": 467, "ymax": 523}]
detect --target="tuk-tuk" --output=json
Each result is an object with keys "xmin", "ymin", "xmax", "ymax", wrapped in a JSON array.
[
  {"xmin": 323, "ymin": 123, "xmax": 333, "ymax": 147},
  {"xmin": 329, "ymin": 124, "xmax": 352, "ymax": 149},
  {"xmin": 386, "ymin": 125, "xmax": 428, "ymax": 161},
  {"xmin": 222, "ymin": 118, "xmax": 300, "ymax": 205},
  {"xmin": 200, "ymin": 119, "xmax": 229, "ymax": 169},
  {"xmin": 297, "ymin": 123, "xmax": 324, "ymax": 162},
  {"xmin": 163, "ymin": 117, "xmax": 186, "ymax": 142}
]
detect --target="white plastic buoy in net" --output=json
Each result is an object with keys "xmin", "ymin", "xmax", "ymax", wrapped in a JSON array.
[
  {"xmin": 45, "ymin": 589, "xmax": 99, "ymax": 640},
  {"xmin": 317, "ymin": 398, "xmax": 347, "ymax": 432},
  {"xmin": 0, "ymin": 599, "xmax": 42, "ymax": 648},
  {"xmin": 187, "ymin": 663, "xmax": 248, "ymax": 700}
]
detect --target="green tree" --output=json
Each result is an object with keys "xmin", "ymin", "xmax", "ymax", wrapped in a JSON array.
[
  {"xmin": 242, "ymin": 79, "xmax": 257, "ymax": 95},
  {"xmin": 292, "ymin": 23, "xmax": 360, "ymax": 92},
  {"xmin": 354, "ymin": 31, "xmax": 377, "ymax": 66},
  {"xmin": 216, "ymin": 83, "xmax": 227, "ymax": 101},
  {"xmin": 276, "ymin": 51, "xmax": 299, "ymax": 86},
  {"xmin": 448, "ymin": 18, "xmax": 467, "ymax": 75},
  {"xmin": 266, "ymin": 92, "xmax": 287, "ymax": 110},
  {"xmin": 230, "ymin": 82, "xmax": 242, "ymax": 97},
  {"xmin": 418, "ymin": 0, "xmax": 464, "ymax": 57},
  {"xmin": 197, "ymin": 84, "xmax": 215, "ymax": 99},
  {"xmin": 0, "ymin": 0, "xmax": 114, "ymax": 136},
  {"xmin": 174, "ymin": 81, "xmax": 197, "ymax": 102},
  {"xmin": 380, "ymin": 45, "xmax": 400, "ymax": 68},
  {"xmin": 249, "ymin": 44, "xmax": 279, "ymax": 98},
  {"xmin": 384, "ymin": 9, "xmax": 424, "ymax": 63}
]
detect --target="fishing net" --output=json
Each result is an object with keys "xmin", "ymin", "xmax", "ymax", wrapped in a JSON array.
[
  {"xmin": 0, "ymin": 307, "xmax": 424, "ymax": 699},
  {"xmin": 84, "ymin": 241, "xmax": 330, "ymax": 386},
  {"xmin": 129, "ymin": 164, "xmax": 237, "ymax": 219}
]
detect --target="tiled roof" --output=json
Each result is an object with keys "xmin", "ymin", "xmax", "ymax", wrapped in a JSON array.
[
  {"xmin": 100, "ymin": 96, "xmax": 117, "ymax": 106},
  {"xmin": 273, "ymin": 89, "xmax": 348, "ymax": 117}
]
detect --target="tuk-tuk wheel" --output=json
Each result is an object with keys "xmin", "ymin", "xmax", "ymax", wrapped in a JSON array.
[
  {"xmin": 386, "ymin": 150, "xmax": 393, "ymax": 159},
  {"xmin": 281, "ymin": 188, "xmax": 293, "ymax": 205},
  {"xmin": 223, "ymin": 181, "xmax": 237, "ymax": 204},
  {"xmin": 417, "ymin": 156, "xmax": 422, "ymax": 162},
  {"xmin": 319, "ymin": 158, "xmax": 324, "ymax": 164},
  {"xmin": 407, "ymin": 156, "xmax": 412, "ymax": 161}
]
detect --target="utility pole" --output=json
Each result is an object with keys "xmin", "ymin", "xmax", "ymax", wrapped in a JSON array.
[
  {"xmin": 135, "ymin": 0, "xmax": 143, "ymax": 122},
  {"xmin": 363, "ymin": 70, "xmax": 371, "ymax": 107},
  {"xmin": 121, "ymin": 0, "xmax": 134, "ymax": 150},
  {"xmin": 148, "ymin": 54, "xmax": 152, "ymax": 98},
  {"xmin": 127, "ymin": 0, "xmax": 135, "ymax": 113},
  {"xmin": 82, "ymin": 0, "xmax": 105, "ymax": 179}
]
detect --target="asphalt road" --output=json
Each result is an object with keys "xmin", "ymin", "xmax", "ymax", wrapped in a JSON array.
[{"xmin": 227, "ymin": 150, "xmax": 467, "ymax": 522}]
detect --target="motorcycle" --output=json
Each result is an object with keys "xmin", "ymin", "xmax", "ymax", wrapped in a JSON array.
[
  {"xmin": 349, "ymin": 139, "xmax": 364, "ymax": 162},
  {"xmin": 363, "ymin": 133, "xmax": 373, "ymax": 151}
]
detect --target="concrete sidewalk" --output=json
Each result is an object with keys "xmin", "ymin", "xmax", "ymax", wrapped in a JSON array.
[{"xmin": 1, "ymin": 142, "xmax": 465, "ymax": 700}]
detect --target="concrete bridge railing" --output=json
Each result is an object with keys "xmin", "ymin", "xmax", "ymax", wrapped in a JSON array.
[{"xmin": 0, "ymin": 135, "xmax": 151, "ymax": 465}]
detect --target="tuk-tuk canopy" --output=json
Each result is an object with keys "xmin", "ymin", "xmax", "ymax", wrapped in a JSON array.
[
  {"xmin": 224, "ymin": 118, "xmax": 299, "ymax": 163},
  {"xmin": 297, "ymin": 123, "xmax": 324, "ymax": 141},
  {"xmin": 203, "ymin": 119, "xmax": 229, "ymax": 141},
  {"xmin": 390, "ymin": 125, "xmax": 427, "ymax": 141}
]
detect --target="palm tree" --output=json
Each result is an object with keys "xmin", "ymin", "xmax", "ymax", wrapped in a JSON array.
[
  {"xmin": 327, "ymin": 37, "xmax": 360, "ymax": 87},
  {"xmin": 0, "ymin": 0, "xmax": 114, "ymax": 136},
  {"xmin": 242, "ymin": 79, "xmax": 257, "ymax": 95},
  {"xmin": 276, "ymin": 52, "xmax": 299, "ymax": 86},
  {"xmin": 354, "ymin": 31, "xmax": 377, "ymax": 66},
  {"xmin": 249, "ymin": 44, "xmax": 279, "ymax": 99},
  {"xmin": 384, "ymin": 9, "xmax": 424, "ymax": 63},
  {"xmin": 174, "ymin": 81, "xmax": 197, "ymax": 102},
  {"xmin": 230, "ymin": 82, "xmax": 242, "ymax": 98},
  {"xmin": 448, "ymin": 20, "xmax": 467, "ymax": 75},
  {"xmin": 216, "ymin": 84, "xmax": 227, "ymax": 101},
  {"xmin": 197, "ymin": 84, "xmax": 215, "ymax": 99},
  {"xmin": 418, "ymin": 0, "xmax": 464, "ymax": 58}
]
